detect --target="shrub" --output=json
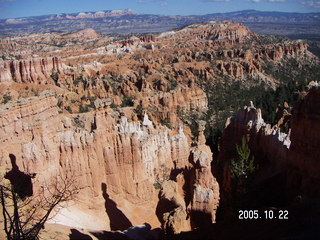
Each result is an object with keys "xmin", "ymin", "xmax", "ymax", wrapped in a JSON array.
[
  {"xmin": 161, "ymin": 117, "xmax": 172, "ymax": 129},
  {"xmin": 50, "ymin": 72, "xmax": 59, "ymax": 83},
  {"xmin": 153, "ymin": 182, "xmax": 161, "ymax": 190},
  {"xmin": 152, "ymin": 78, "xmax": 161, "ymax": 90},
  {"xmin": 73, "ymin": 75, "xmax": 86, "ymax": 86},
  {"xmin": 167, "ymin": 76, "xmax": 178, "ymax": 91},
  {"xmin": 66, "ymin": 106, "xmax": 72, "ymax": 113},
  {"xmin": 121, "ymin": 96, "xmax": 134, "ymax": 107},
  {"xmin": 73, "ymin": 117, "xmax": 85, "ymax": 128},
  {"xmin": 110, "ymin": 102, "xmax": 118, "ymax": 108},
  {"xmin": 2, "ymin": 95, "xmax": 11, "ymax": 104},
  {"xmin": 79, "ymin": 104, "xmax": 89, "ymax": 113},
  {"xmin": 134, "ymin": 104, "xmax": 144, "ymax": 120}
]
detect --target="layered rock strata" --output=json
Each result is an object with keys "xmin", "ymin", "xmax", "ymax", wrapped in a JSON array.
[
  {"xmin": 157, "ymin": 121, "xmax": 219, "ymax": 233},
  {"xmin": 0, "ymin": 92, "xmax": 219, "ymax": 231},
  {"xmin": 0, "ymin": 57, "xmax": 65, "ymax": 84}
]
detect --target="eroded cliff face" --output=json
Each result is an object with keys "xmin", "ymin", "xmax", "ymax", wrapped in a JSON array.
[
  {"xmin": 0, "ymin": 57, "xmax": 65, "ymax": 84},
  {"xmin": 0, "ymin": 90, "xmax": 219, "ymax": 231},
  {"xmin": 218, "ymin": 87, "xmax": 320, "ymax": 204},
  {"xmin": 156, "ymin": 121, "xmax": 220, "ymax": 234},
  {"xmin": 1, "ymin": 20, "xmax": 318, "ymax": 236},
  {"xmin": 1, "ymin": 21, "xmax": 315, "ymax": 94},
  {"xmin": 189, "ymin": 121, "xmax": 219, "ymax": 228}
]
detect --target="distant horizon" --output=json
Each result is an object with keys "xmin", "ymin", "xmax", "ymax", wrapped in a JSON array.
[
  {"xmin": 1, "ymin": 0, "xmax": 320, "ymax": 19},
  {"xmin": 1, "ymin": 8, "xmax": 320, "ymax": 21}
]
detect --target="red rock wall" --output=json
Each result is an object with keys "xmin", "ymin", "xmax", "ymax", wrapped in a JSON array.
[
  {"xmin": 0, "ymin": 57, "xmax": 65, "ymax": 84},
  {"xmin": 0, "ymin": 92, "xmax": 218, "ymax": 230}
]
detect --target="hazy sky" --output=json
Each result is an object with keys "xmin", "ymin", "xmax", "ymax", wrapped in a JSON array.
[{"xmin": 0, "ymin": 0, "xmax": 319, "ymax": 19}]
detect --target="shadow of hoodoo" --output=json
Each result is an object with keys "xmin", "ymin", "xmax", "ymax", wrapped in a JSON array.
[
  {"xmin": 4, "ymin": 153, "xmax": 34, "ymax": 200},
  {"xmin": 90, "ymin": 230, "xmax": 129, "ymax": 240},
  {"xmin": 90, "ymin": 224, "xmax": 160, "ymax": 240},
  {"xmin": 69, "ymin": 229, "xmax": 93, "ymax": 240},
  {"xmin": 101, "ymin": 182, "xmax": 132, "ymax": 231}
]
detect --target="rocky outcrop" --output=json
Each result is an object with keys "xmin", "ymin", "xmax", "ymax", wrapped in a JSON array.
[
  {"xmin": 63, "ymin": 28, "xmax": 100, "ymax": 39},
  {"xmin": 0, "ymin": 22, "xmax": 313, "ymax": 93},
  {"xmin": 189, "ymin": 121, "xmax": 219, "ymax": 228},
  {"xmin": 140, "ymin": 86, "xmax": 208, "ymax": 113},
  {"xmin": 0, "ymin": 92, "xmax": 218, "ymax": 231},
  {"xmin": 0, "ymin": 38, "xmax": 19, "ymax": 51},
  {"xmin": 156, "ymin": 121, "xmax": 219, "ymax": 234},
  {"xmin": 159, "ymin": 21, "xmax": 254, "ymax": 44},
  {"xmin": 207, "ymin": 21, "xmax": 255, "ymax": 43},
  {"xmin": 140, "ymin": 34, "xmax": 156, "ymax": 43},
  {"xmin": 288, "ymin": 87, "xmax": 320, "ymax": 197},
  {"xmin": 217, "ymin": 102, "xmax": 290, "ymax": 197},
  {"xmin": 157, "ymin": 180, "xmax": 190, "ymax": 234},
  {"xmin": 1, "ymin": 20, "xmax": 318, "ymax": 237},
  {"xmin": 218, "ymin": 88, "xmax": 320, "ymax": 202},
  {"xmin": 0, "ymin": 57, "xmax": 65, "ymax": 84}
]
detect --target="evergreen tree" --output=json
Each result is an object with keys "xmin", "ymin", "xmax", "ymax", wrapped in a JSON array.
[{"xmin": 231, "ymin": 136, "xmax": 255, "ymax": 180}]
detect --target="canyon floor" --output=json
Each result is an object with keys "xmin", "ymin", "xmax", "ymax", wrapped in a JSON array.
[{"xmin": 1, "ymin": 19, "xmax": 320, "ymax": 239}]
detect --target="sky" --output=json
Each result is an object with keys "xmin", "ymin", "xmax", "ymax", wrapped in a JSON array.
[{"xmin": 0, "ymin": 0, "xmax": 319, "ymax": 19}]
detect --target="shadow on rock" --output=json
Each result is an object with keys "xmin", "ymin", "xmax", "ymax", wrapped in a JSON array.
[
  {"xmin": 90, "ymin": 223, "xmax": 161, "ymax": 240},
  {"xmin": 123, "ymin": 223, "xmax": 153, "ymax": 240},
  {"xmin": 101, "ymin": 182, "xmax": 132, "ymax": 231},
  {"xmin": 69, "ymin": 229, "xmax": 93, "ymax": 240},
  {"xmin": 90, "ymin": 230, "xmax": 129, "ymax": 240},
  {"xmin": 190, "ymin": 210, "xmax": 212, "ymax": 229},
  {"xmin": 4, "ymin": 153, "xmax": 35, "ymax": 200}
]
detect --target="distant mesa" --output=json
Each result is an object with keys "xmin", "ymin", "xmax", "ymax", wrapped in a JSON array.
[
  {"xmin": 65, "ymin": 9, "xmax": 137, "ymax": 19},
  {"xmin": 2, "ymin": 9, "xmax": 319, "ymax": 36},
  {"xmin": 5, "ymin": 18, "xmax": 28, "ymax": 24},
  {"xmin": 3, "ymin": 9, "xmax": 137, "ymax": 25}
]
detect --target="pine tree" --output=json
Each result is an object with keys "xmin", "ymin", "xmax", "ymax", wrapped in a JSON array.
[{"xmin": 231, "ymin": 136, "xmax": 255, "ymax": 179}]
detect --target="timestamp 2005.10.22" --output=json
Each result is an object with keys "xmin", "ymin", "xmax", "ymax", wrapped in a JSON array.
[{"xmin": 238, "ymin": 209, "xmax": 289, "ymax": 220}]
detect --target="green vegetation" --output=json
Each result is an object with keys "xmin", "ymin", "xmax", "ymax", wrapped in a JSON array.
[
  {"xmin": 167, "ymin": 76, "xmax": 178, "ymax": 91},
  {"xmin": 75, "ymin": 96, "xmax": 97, "ymax": 113},
  {"xmin": 110, "ymin": 102, "xmax": 118, "ymax": 109},
  {"xmin": 197, "ymin": 58, "xmax": 320, "ymax": 153},
  {"xmin": 2, "ymin": 95, "xmax": 12, "ymax": 104},
  {"xmin": 103, "ymin": 74, "xmax": 124, "ymax": 95},
  {"xmin": 229, "ymin": 137, "xmax": 258, "ymax": 202},
  {"xmin": 152, "ymin": 78, "xmax": 161, "ymax": 90},
  {"xmin": 178, "ymin": 110, "xmax": 202, "ymax": 140},
  {"xmin": 161, "ymin": 117, "xmax": 172, "ymax": 129},
  {"xmin": 73, "ymin": 75, "xmax": 86, "ymax": 86},
  {"xmin": 306, "ymin": 40, "xmax": 320, "ymax": 57},
  {"xmin": 50, "ymin": 72, "xmax": 59, "ymax": 84},
  {"xmin": 79, "ymin": 104, "xmax": 89, "ymax": 113},
  {"xmin": 66, "ymin": 106, "xmax": 72, "ymax": 114},
  {"xmin": 153, "ymin": 182, "xmax": 161, "ymax": 190},
  {"xmin": 231, "ymin": 136, "xmax": 256, "ymax": 180},
  {"xmin": 121, "ymin": 96, "xmax": 134, "ymax": 107},
  {"xmin": 134, "ymin": 104, "xmax": 144, "ymax": 120},
  {"xmin": 73, "ymin": 116, "xmax": 85, "ymax": 129}
]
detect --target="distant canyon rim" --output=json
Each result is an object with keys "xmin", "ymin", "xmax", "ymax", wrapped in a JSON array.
[{"xmin": 0, "ymin": 17, "xmax": 320, "ymax": 239}]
